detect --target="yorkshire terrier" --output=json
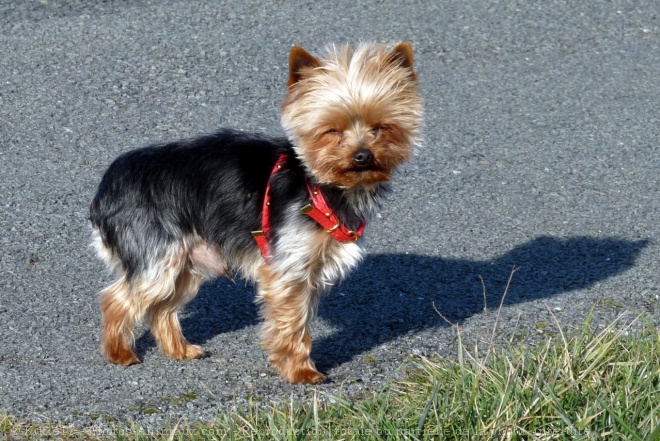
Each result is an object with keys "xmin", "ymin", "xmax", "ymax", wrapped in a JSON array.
[{"xmin": 90, "ymin": 42, "xmax": 423, "ymax": 384}]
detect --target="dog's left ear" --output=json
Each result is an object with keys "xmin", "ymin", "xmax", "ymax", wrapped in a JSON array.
[
  {"xmin": 389, "ymin": 42, "xmax": 415, "ymax": 76},
  {"xmin": 288, "ymin": 46, "xmax": 322, "ymax": 87}
]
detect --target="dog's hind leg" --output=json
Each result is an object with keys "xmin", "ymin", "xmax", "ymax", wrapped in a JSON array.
[
  {"xmin": 99, "ymin": 240, "xmax": 205, "ymax": 364},
  {"xmin": 100, "ymin": 275, "xmax": 141, "ymax": 365},
  {"xmin": 148, "ymin": 264, "xmax": 205, "ymax": 360}
]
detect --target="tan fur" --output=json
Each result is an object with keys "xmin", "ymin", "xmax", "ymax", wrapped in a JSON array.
[
  {"xmin": 148, "ymin": 267, "xmax": 205, "ymax": 360},
  {"xmin": 256, "ymin": 223, "xmax": 359, "ymax": 383},
  {"xmin": 100, "ymin": 276, "xmax": 140, "ymax": 365},
  {"xmin": 98, "ymin": 241, "xmax": 204, "ymax": 364},
  {"xmin": 256, "ymin": 230, "xmax": 331, "ymax": 383},
  {"xmin": 281, "ymin": 42, "xmax": 423, "ymax": 189},
  {"xmin": 257, "ymin": 266, "xmax": 324, "ymax": 384}
]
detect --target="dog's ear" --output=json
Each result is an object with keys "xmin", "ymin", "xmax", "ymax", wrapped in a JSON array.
[
  {"xmin": 288, "ymin": 46, "xmax": 322, "ymax": 87},
  {"xmin": 389, "ymin": 42, "xmax": 415, "ymax": 76}
]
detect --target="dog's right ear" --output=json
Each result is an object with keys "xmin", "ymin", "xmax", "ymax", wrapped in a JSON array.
[{"xmin": 288, "ymin": 46, "xmax": 322, "ymax": 87}]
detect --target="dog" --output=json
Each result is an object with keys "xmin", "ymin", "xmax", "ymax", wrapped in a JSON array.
[{"xmin": 89, "ymin": 42, "xmax": 423, "ymax": 384}]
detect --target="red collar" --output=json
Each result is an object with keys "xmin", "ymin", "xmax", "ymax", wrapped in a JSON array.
[{"xmin": 252, "ymin": 153, "xmax": 366, "ymax": 263}]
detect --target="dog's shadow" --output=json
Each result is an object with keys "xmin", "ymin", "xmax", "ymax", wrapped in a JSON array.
[{"xmin": 136, "ymin": 235, "xmax": 648, "ymax": 368}]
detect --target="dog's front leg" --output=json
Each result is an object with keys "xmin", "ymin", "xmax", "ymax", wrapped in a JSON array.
[{"xmin": 256, "ymin": 265, "xmax": 325, "ymax": 384}]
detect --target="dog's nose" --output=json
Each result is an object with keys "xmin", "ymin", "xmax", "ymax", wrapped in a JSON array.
[{"xmin": 352, "ymin": 149, "xmax": 374, "ymax": 166}]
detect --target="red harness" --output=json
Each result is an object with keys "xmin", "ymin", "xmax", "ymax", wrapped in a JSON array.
[{"xmin": 252, "ymin": 154, "xmax": 366, "ymax": 263}]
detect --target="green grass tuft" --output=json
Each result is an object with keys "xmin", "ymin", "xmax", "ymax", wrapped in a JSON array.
[{"xmin": 2, "ymin": 310, "xmax": 658, "ymax": 440}]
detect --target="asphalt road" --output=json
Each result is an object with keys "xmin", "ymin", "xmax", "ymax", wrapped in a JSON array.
[{"xmin": 1, "ymin": 0, "xmax": 659, "ymax": 430}]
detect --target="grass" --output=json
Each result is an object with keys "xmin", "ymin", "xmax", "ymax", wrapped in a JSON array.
[{"xmin": 2, "ymin": 308, "xmax": 659, "ymax": 441}]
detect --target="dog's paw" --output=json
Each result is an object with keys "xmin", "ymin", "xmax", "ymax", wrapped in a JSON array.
[
  {"xmin": 105, "ymin": 347, "xmax": 140, "ymax": 366},
  {"xmin": 183, "ymin": 344, "xmax": 205, "ymax": 360},
  {"xmin": 286, "ymin": 367, "xmax": 327, "ymax": 384}
]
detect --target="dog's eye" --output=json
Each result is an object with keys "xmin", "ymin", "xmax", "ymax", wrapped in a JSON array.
[
  {"xmin": 324, "ymin": 129, "xmax": 341, "ymax": 136},
  {"xmin": 372, "ymin": 125, "xmax": 389, "ymax": 134}
]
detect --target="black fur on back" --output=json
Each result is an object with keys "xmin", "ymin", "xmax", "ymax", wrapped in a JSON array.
[{"xmin": 90, "ymin": 129, "xmax": 383, "ymax": 280}]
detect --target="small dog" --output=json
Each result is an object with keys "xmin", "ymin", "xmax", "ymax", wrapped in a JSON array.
[{"xmin": 90, "ymin": 42, "xmax": 422, "ymax": 384}]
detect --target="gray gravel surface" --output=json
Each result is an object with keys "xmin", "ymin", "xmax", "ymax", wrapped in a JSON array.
[{"xmin": 1, "ymin": 0, "xmax": 659, "ymax": 430}]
